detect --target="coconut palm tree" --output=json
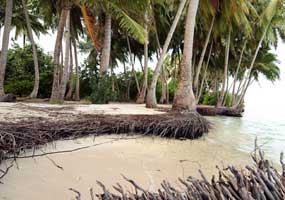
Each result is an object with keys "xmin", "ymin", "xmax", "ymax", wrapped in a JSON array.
[
  {"xmin": 0, "ymin": 0, "xmax": 13, "ymax": 97},
  {"xmin": 86, "ymin": 0, "xmax": 146, "ymax": 75},
  {"xmin": 21, "ymin": 0, "xmax": 40, "ymax": 98},
  {"xmin": 213, "ymin": 0, "xmax": 253, "ymax": 107},
  {"xmin": 50, "ymin": 1, "xmax": 70, "ymax": 103},
  {"xmin": 58, "ymin": 8, "xmax": 71, "ymax": 102},
  {"xmin": 145, "ymin": 0, "xmax": 187, "ymax": 108},
  {"xmin": 73, "ymin": 37, "xmax": 80, "ymax": 101},
  {"xmin": 65, "ymin": 41, "xmax": 74, "ymax": 100},
  {"xmin": 100, "ymin": 14, "xmax": 112, "ymax": 74},
  {"xmin": 233, "ymin": 0, "xmax": 284, "ymax": 108},
  {"xmin": 172, "ymin": 0, "xmax": 200, "ymax": 111},
  {"xmin": 136, "ymin": 8, "xmax": 149, "ymax": 104},
  {"xmin": 193, "ymin": 0, "xmax": 217, "ymax": 93}
]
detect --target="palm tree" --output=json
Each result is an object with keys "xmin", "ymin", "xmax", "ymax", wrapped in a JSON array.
[
  {"xmin": 0, "ymin": 0, "xmax": 13, "ymax": 97},
  {"xmin": 100, "ymin": 14, "xmax": 112, "ymax": 74},
  {"xmin": 231, "ymin": 40, "xmax": 247, "ymax": 106},
  {"xmin": 59, "ymin": 8, "xmax": 71, "ymax": 102},
  {"xmin": 50, "ymin": 3, "xmax": 69, "ymax": 103},
  {"xmin": 146, "ymin": 0, "xmax": 187, "ymax": 108},
  {"xmin": 193, "ymin": 2, "xmax": 216, "ymax": 93},
  {"xmin": 65, "ymin": 40, "xmax": 73, "ymax": 100},
  {"xmin": 172, "ymin": 0, "xmax": 200, "ymax": 111},
  {"xmin": 87, "ymin": 0, "xmax": 146, "ymax": 75},
  {"xmin": 21, "ymin": 0, "xmax": 40, "ymax": 98},
  {"xmin": 73, "ymin": 37, "xmax": 80, "ymax": 101},
  {"xmin": 233, "ymin": 0, "xmax": 282, "ymax": 108},
  {"xmin": 136, "ymin": 9, "xmax": 149, "ymax": 104}
]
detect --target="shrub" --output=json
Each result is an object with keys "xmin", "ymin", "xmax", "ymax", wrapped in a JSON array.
[
  {"xmin": 5, "ymin": 80, "xmax": 33, "ymax": 97},
  {"xmin": 4, "ymin": 43, "xmax": 53, "ymax": 98},
  {"xmin": 90, "ymin": 74, "xmax": 118, "ymax": 104}
]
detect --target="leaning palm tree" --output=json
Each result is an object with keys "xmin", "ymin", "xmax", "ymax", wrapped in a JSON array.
[
  {"xmin": 172, "ymin": 0, "xmax": 200, "ymax": 111},
  {"xmin": 233, "ymin": 0, "xmax": 282, "ymax": 108},
  {"xmin": 146, "ymin": 0, "xmax": 187, "ymax": 108},
  {"xmin": 21, "ymin": 0, "xmax": 40, "ymax": 98},
  {"xmin": 0, "ymin": 0, "xmax": 13, "ymax": 97}
]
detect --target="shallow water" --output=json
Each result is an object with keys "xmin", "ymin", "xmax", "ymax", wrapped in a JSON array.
[{"xmin": 208, "ymin": 109, "xmax": 285, "ymax": 161}]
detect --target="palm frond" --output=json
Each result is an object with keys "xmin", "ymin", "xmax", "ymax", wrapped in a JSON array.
[{"xmin": 107, "ymin": 1, "xmax": 145, "ymax": 44}]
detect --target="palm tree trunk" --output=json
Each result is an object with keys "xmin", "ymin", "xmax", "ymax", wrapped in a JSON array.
[
  {"xmin": 173, "ymin": 49, "xmax": 181, "ymax": 95},
  {"xmin": 172, "ymin": 0, "xmax": 200, "ymax": 111},
  {"xmin": 159, "ymin": 69, "xmax": 168, "ymax": 104},
  {"xmin": 231, "ymin": 40, "xmax": 247, "ymax": 106},
  {"xmin": 146, "ymin": 0, "xmax": 187, "ymax": 108},
  {"xmin": 217, "ymin": 31, "xmax": 231, "ymax": 107},
  {"xmin": 152, "ymin": 4, "xmax": 168, "ymax": 105},
  {"xmin": 50, "ymin": 8, "xmax": 68, "ymax": 102},
  {"xmin": 238, "ymin": 22, "xmax": 271, "ymax": 102},
  {"xmin": 59, "ymin": 9, "xmax": 71, "ymax": 102},
  {"xmin": 136, "ymin": 10, "xmax": 149, "ymax": 104},
  {"xmin": 233, "ymin": 75, "xmax": 253, "ymax": 109},
  {"xmin": 126, "ymin": 35, "xmax": 140, "ymax": 93},
  {"xmin": 73, "ymin": 38, "xmax": 80, "ymax": 101},
  {"xmin": 22, "ymin": 0, "xmax": 40, "ymax": 99},
  {"xmin": 193, "ymin": 15, "xmax": 215, "ymax": 92},
  {"xmin": 197, "ymin": 42, "xmax": 213, "ymax": 103},
  {"xmin": 0, "ymin": 0, "xmax": 13, "ymax": 97},
  {"xmin": 100, "ymin": 14, "xmax": 111, "ymax": 75},
  {"xmin": 23, "ymin": 34, "xmax": 26, "ymax": 47},
  {"xmin": 65, "ymin": 42, "xmax": 74, "ymax": 100}
]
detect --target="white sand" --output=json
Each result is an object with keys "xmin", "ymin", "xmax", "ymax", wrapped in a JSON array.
[
  {"xmin": 0, "ymin": 102, "xmax": 170, "ymax": 122},
  {"xmin": 0, "ymin": 135, "xmax": 251, "ymax": 200}
]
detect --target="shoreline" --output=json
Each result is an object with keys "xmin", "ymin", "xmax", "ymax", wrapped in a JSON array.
[
  {"xmin": 0, "ymin": 102, "xmax": 282, "ymax": 199},
  {"xmin": 0, "ymin": 134, "xmax": 253, "ymax": 199},
  {"xmin": 0, "ymin": 102, "xmax": 209, "ymax": 179}
]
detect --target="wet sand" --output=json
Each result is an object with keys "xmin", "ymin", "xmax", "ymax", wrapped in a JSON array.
[{"xmin": 0, "ymin": 134, "xmax": 251, "ymax": 200}]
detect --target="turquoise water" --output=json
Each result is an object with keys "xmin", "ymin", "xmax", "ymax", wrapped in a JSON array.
[
  {"xmin": 212, "ymin": 39, "xmax": 285, "ymax": 162},
  {"xmin": 209, "ymin": 108, "xmax": 285, "ymax": 162}
]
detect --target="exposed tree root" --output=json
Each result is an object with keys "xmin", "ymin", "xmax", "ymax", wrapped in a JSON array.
[
  {"xmin": 0, "ymin": 113, "xmax": 210, "ymax": 174},
  {"xmin": 197, "ymin": 106, "xmax": 244, "ymax": 117}
]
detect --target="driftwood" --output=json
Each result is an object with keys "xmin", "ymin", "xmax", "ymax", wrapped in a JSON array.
[
  {"xmin": 0, "ymin": 113, "xmax": 209, "ymax": 169},
  {"xmin": 90, "ymin": 148, "xmax": 285, "ymax": 200}
]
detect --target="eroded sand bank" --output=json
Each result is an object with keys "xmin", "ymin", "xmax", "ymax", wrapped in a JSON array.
[{"xmin": 0, "ymin": 102, "xmax": 169, "ymax": 122}]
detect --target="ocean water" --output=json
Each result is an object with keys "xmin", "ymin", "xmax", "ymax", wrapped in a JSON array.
[
  {"xmin": 215, "ymin": 38, "xmax": 285, "ymax": 162},
  {"xmin": 208, "ymin": 106, "xmax": 285, "ymax": 162}
]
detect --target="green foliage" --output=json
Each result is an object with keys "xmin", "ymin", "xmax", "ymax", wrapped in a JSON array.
[
  {"xmin": 4, "ymin": 43, "xmax": 53, "ymax": 97},
  {"xmin": 79, "ymin": 58, "xmax": 99, "ymax": 98},
  {"xmin": 200, "ymin": 92, "xmax": 217, "ymax": 106},
  {"xmin": 5, "ymin": 80, "xmax": 33, "ymax": 97},
  {"xmin": 167, "ymin": 79, "xmax": 176, "ymax": 102},
  {"xmin": 200, "ymin": 92, "xmax": 232, "ymax": 107},
  {"xmin": 90, "ymin": 74, "xmax": 117, "ymax": 104}
]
